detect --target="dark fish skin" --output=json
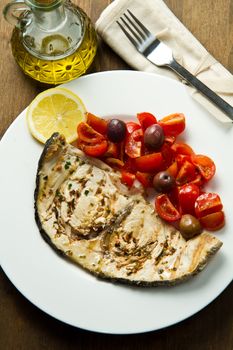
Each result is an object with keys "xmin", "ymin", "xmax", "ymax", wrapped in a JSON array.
[
  {"xmin": 35, "ymin": 133, "xmax": 66, "ymax": 257},
  {"xmin": 34, "ymin": 133, "xmax": 223, "ymax": 287}
]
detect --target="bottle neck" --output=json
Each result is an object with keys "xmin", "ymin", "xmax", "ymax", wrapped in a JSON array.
[{"xmin": 25, "ymin": 0, "xmax": 66, "ymax": 31}]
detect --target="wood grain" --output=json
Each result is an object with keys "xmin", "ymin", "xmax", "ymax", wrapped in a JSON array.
[{"xmin": 0, "ymin": 0, "xmax": 232, "ymax": 349}]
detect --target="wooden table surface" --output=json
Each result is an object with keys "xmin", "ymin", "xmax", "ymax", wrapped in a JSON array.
[{"xmin": 0, "ymin": 0, "xmax": 232, "ymax": 348}]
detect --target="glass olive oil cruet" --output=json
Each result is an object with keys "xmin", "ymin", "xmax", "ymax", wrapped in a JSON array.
[{"xmin": 3, "ymin": 0, "xmax": 98, "ymax": 84}]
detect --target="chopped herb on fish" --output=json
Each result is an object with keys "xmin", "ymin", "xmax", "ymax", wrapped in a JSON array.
[{"xmin": 64, "ymin": 161, "xmax": 71, "ymax": 169}]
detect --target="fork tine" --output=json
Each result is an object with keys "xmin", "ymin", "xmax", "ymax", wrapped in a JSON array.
[
  {"xmin": 116, "ymin": 20, "xmax": 139, "ymax": 47},
  {"xmin": 126, "ymin": 9, "xmax": 151, "ymax": 37},
  {"xmin": 117, "ymin": 10, "xmax": 155, "ymax": 51},
  {"xmin": 122, "ymin": 13, "xmax": 147, "ymax": 41},
  {"xmin": 120, "ymin": 16, "xmax": 143, "ymax": 43}
]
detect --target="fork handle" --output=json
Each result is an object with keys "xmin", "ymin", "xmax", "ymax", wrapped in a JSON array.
[{"xmin": 168, "ymin": 59, "xmax": 233, "ymax": 121}]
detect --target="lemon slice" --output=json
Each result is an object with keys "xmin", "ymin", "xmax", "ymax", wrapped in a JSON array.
[{"xmin": 26, "ymin": 87, "xmax": 86, "ymax": 143}]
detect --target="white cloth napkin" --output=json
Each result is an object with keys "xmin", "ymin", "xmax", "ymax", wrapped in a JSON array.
[{"xmin": 96, "ymin": 0, "xmax": 233, "ymax": 123}]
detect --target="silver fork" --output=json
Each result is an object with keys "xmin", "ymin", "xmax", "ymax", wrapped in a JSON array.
[{"xmin": 117, "ymin": 10, "xmax": 233, "ymax": 121}]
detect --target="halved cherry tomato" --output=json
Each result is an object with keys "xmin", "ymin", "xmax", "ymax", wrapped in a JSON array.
[
  {"xmin": 167, "ymin": 161, "xmax": 178, "ymax": 178},
  {"xmin": 175, "ymin": 154, "xmax": 191, "ymax": 168},
  {"xmin": 191, "ymin": 154, "xmax": 216, "ymax": 181},
  {"xmin": 164, "ymin": 135, "xmax": 176, "ymax": 145},
  {"xmin": 171, "ymin": 142, "xmax": 194, "ymax": 156},
  {"xmin": 176, "ymin": 160, "xmax": 196, "ymax": 185},
  {"xmin": 137, "ymin": 112, "xmax": 157, "ymax": 131},
  {"xmin": 178, "ymin": 184, "xmax": 200, "ymax": 215},
  {"xmin": 195, "ymin": 193, "xmax": 223, "ymax": 218},
  {"xmin": 158, "ymin": 113, "xmax": 185, "ymax": 137},
  {"xmin": 200, "ymin": 211, "xmax": 225, "ymax": 231},
  {"xmin": 136, "ymin": 172, "xmax": 153, "ymax": 187},
  {"xmin": 155, "ymin": 194, "xmax": 181, "ymax": 222},
  {"xmin": 167, "ymin": 186, "xmax": 180, "ymax": 211},
  {"xmin": 121, "ymin": 170, "xmax": 135, "ymax": 187},
  {"xmin": 189, "ymin": 173, "xmax": 204, "ymax": 187},
  {"xmin": 79, "ymin": 140, "xmax": 108, "ymax": 157},
  {"xmin": 125, "ymin": 128, "xmax": 143, "ymax": 158},
  {"xmin": 122, "ymin": 156, "xmax": 135, "ymax": 172},
  {"xmin": 133, "ymin": 152, "xmax": 163, "ymax": 173},
  {"xmin": 161, "ymin": 143, "xmax": 175, "ymax": 168},
  {"xmin": 105, "ymin": 157, "xmax": 124, "ymax": 168},
  {"xmin": 126, "ymin": 122, "xmax": 141, "ymax": 134},
  {"xmin": 104, "ymin": 142, "xmax": 118, "ymax": 158},
  {"xmin": 86, "ymin": 112, "xmax": 108, "ymax": 134},
  {"xmin": 77, "ymin": 122, "xmax": 105, "ymax": 144}
]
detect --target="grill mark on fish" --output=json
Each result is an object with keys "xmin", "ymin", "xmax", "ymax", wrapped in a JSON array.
[
  {"xmin": 188, "ymin": 233, "xmax": 209, "ymax": 273},
  {"xmin": 101, "ymin": 203, "xmax": 135, "ymax": 252},
  {"xmin": 71, "ymin": 227, "xmax": 102, "ymax": 240}
]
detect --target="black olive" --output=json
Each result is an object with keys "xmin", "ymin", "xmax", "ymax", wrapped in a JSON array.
[
  {"xmin": 153, "ymin": 171, "xmax": 175, "ymax": 193},
  {"xmin": 106, "ymin": 119, "xmax": 126, "ymax": 143},
  {"xmin": 144, "ymin": 124, "xmax": 164, "ymax": 150}
]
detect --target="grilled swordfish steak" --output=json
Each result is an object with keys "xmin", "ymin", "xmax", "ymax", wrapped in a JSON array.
[{"xmin": 35, "ymin": 133, "xmax": 222, "ymax": 286}]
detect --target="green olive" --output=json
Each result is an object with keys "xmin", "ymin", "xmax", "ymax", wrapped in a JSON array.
[{"xmin": 179, "ymin": 214, "xmax": 202, "ymax": 240}]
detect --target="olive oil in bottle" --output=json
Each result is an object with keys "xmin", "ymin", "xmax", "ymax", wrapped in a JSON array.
[{"xmin": 4, "ymin": 0, "xmax": 98, "ymax": 84}]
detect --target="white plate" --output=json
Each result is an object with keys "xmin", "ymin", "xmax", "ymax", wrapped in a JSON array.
[{"xmin": 0, "ymin": 71, "xmax": 232, "ymax": 335}]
